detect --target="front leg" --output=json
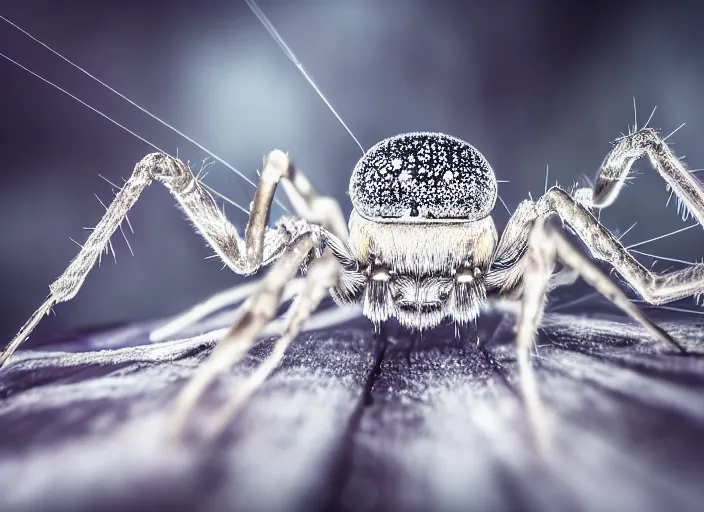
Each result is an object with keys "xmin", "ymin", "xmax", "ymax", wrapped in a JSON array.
[
  {"xmin": 1, "ymin": 150, "xmax": 328, "ymax": 367},
  {"xmin": 168, "ymin": 235, "xmax": 342, "ymax": 438},
  {"xmin": 593, "ymin": 128, "xmax": 704, "ymax": 225},
  {"xmin": 491, "ymin": 186, "xmax": 704, "ymax": 306},
  {"xmin": 515, "ymin": 216, "xmax": 684, "ymax": 452},
  {"xmin": 489, "ymin": 185, "xmax": 699, "ymax": 450}
]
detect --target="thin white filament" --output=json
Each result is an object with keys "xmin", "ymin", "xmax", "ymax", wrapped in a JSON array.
[
  {"xmin": 0, "ymin": 52, "xmax": 250, "ymax": 217},
  {"xmin": 0, "ymin": 51, "xmax": 166, "ymax": 155},
  {"xmin": 626, "ymin": 224, "xmax": 698, "ymax": 250},
  {"xmin": 0, "ymin": 15, "xmax": 289, "ymax": 214},
  {"xmin": 244, "ymin": 0, "xmax": 365, "ymax": 154}
]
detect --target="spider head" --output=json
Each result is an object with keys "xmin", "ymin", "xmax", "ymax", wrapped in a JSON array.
[{"xmin": 344, "ymin": 132, "xmax": 499, "ymax": 329}]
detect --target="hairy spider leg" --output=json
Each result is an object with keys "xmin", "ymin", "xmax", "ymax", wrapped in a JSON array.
[
  {"xmin": 167, "ymin": 234, "xmax": 329, "ymax": 438},
  {"xmin": 489, "ymin": 128, "xmax": 704, "ymax": 450},
  {"xmin": 201, "ymin": 251, "xmax": 341, "ymax": 440},
  {"xmin": 1, "ymin": 150, "xmax": 348, "ymax": 367}
]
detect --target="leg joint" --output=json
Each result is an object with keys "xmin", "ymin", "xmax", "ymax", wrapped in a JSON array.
[{"xmin": 137, "ymin": 152, "xmax": 194, "ymax": 193}]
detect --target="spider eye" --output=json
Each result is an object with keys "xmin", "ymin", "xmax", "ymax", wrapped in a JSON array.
[{"xmin": 349, "ymin": 132, "xmax": 498, "ymax": 222}]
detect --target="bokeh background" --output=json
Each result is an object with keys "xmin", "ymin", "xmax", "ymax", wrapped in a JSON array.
[{"xmin": 1, "ymin": 0, "xmax": 703, "ymax": 342}]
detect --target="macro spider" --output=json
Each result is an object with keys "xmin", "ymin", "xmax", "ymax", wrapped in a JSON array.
[{"xmin": 2, "ymin": 127, "xmax": 702, "ymax": 442}]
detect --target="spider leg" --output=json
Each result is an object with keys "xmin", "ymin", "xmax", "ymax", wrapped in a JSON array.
[
  {"xmin": 149, "ymin": 160, "xmax": 357, "ymax": 342},
  {"xmin": 491, "ymin": 187, "xmax": 704, "ymax": 308},
  {"xmin": 167, "ymin": 233, "xmax": 327, "ymax": 438},
  {"xmin": 203, "ymin": 251, "xmax": 341, "ymax": 440},
  {"xmin": 593, "ymin": 128, "xmax": 704, "ymax": 225},
  {"xmin": 517, "ymin": 216, "xmax": 682, "ymax": 451},
  {"xmin": 281, "ymin": 163, "xmax": 349, "ymax": 239},
  {"xmin": 489, "ymin": 185, "xmax": 697, "ymax": 451},
  {"xmin": 149, "ymin": 277, "xmax": 306, "ymax": 342},
  {"xmin": 1, "ymin": 149, "xmax": 343, "ymax": 367}
]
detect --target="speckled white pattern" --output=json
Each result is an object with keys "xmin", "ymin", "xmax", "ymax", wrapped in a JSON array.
[{"xmin": 349, "ymin": 132, "xmax": 497, "ymax": 221}]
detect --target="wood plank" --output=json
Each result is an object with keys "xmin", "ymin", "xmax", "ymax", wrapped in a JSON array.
[
  {"xmin": 0, "ymin": 326, "xmax": 378, "ymax": 512},
  {"xmin": 2, "ymin": 307, "xmax": 704, "ymax": 512}
]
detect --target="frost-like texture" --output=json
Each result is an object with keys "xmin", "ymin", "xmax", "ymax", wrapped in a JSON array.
[{"xmin": 349, "ymin": 132, "xmax": 497, "ymax": 221}]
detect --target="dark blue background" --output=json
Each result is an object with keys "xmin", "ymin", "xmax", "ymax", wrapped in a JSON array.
[{"xmin": 1, "ymin": 0, "xmax": 703, "ymax": 341}]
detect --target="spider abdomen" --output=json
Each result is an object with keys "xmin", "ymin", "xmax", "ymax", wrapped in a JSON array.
[{"xmin": 349, "ymin": 132, "xmax": 497, "ymax": 222}]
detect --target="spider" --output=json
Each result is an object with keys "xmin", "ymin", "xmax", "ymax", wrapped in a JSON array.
[{"xmin": 2, "ymin": 129, "xmax": 702, "ymax": 443}]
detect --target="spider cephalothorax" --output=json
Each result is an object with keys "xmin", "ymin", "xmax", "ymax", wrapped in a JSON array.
[{"xmin": 3, "ymin": 128, "xmax": 700, "ymax": 443}]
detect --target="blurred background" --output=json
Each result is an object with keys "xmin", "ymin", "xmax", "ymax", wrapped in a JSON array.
[{"xmin": 0, "ymin": 0, "xmax": 703, "ymax": 342}]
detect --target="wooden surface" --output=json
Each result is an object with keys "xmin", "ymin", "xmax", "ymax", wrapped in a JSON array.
[{"xmin": 1, "ymin": 302, "xmax": 704, "ymax": 512}]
